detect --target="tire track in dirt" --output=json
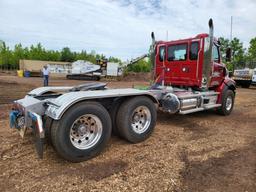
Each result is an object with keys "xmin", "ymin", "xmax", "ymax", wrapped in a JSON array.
[
  {"xmin": 178, "ymin": 89, "xmax": 256, "ymax": 192},
  {"xmin": 33, "ymin": 159, "xmax": 128, "ymax": 182},
  {"xmin": 180, "ymin": 141, "xmax": 256, "ymax": 192},
  {"xmin": 0, "ymin": 81, "xmax": 35, "ymax": 105}
]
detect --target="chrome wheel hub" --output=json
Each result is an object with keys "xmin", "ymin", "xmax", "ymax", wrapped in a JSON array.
[
  {"xmin": 70, "ymin": 114, "xmax": 102, "ymax": 150},
  {"xmin": 131, "ymin": 106, "xmax": 151, "ymax": 134},
  {"xmin": 226, "ymin": 96, "xmax": 233, "ymax": 111}
]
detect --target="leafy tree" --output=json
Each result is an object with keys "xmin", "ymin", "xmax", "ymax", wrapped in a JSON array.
[
  {"xmin": 230, "ymin": 38, "xmax": 245, "ymax": 68},
  {"xmin": 219, "ymin": 37, "xmax": 246, "ymax": 70},
  {"xmin": 60, "ymin": 47, "xmax": 75, "ymax": 62},
  {"xmin": 248, "ymin": 37, "xmax": 256, "ymax": 61},
  {"xmin": 12, "ymin": 43, "xmax": 25, "ymax": 65},
  {"xmin": 109, "ymin": 56, "xmax": 121, "ymax": 63},
  {"xmin": 75, "ymin": 50, "xmax": 87, "ymax": 60},
  {"xmin": 128, "ymin": 59, "xmax": 150, "ymax": 72},
  {"xmin": 246, "ymin": 37, "xmax": 256, "ymax": 68},
  {"xmin": 0, "ymin": 41, "xmax": 13, "ymax": 68},
  {"xmin": 28, "ymin": 43, "xmax": 47, "ymax": 60},
  {"xmin": 219, "ymin": 37, "xmax": 230, "ymax": 59}
]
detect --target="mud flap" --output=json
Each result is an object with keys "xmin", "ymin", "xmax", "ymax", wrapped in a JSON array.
[
  {"xmin": 29, "ymin": 112, "xmax": 45, "ymax": 159},
  {"xmin": 32, "ymin": 121, "xmax": 44, "ymax": 159}
]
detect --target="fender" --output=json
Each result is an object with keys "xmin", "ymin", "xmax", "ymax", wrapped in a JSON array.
[
  {"xmin": 216, "ymin": 77, "xmax": 236, "ymax": 104},
  {"xmin": 45, "ymin": 88, "xmax": 158, "ymax": 120},
  {"xmin": 28, "ymin": 86, "xmax": 73, "ymax": 96}
]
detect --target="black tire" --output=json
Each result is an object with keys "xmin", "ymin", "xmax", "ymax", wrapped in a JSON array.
[
  {"xmin": 241, "ymin": 81, "xmax": 251, "ymax": 88},
  {"xmin": 95, "ymin": 76, "xmax": 101, "ymax": 81},
  {"xmin": 51, "ymin": 101, "xmax": 111, "ymax": 162},
  {"xmin": 109, "ymin": 98, "xmax": 123, "ymax": 136},
  {"xmin": 217, "ymin": 89, "xmax": 235, "ymax": 116},
  {"xmin": 116, "ymin": 96, "xmax": 157, "ymax": 143},
  {"xmin": 43, "ymin": 116, "xmax": 53, "ymax": 145},
  {"xmin": 234, "ymin": 80, "xmax": 240, "ymax": 86}
]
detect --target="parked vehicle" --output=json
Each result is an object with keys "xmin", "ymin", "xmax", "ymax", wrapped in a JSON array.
[
  {"xmin": 232, "ymin": 68, "xmax": 255, "ymax": 88},
  {"xmin": 9, "ymin": 19, "xmax": 236, "ymax": 162},
  {"xmin": 66, "ymin": 55, "xmax": 148, "ymax": 80},
  {"xmin": 66, "ymin": 60, "xmax": 109, "ymax": 80},
  {"xmin": 251, "ymin": 68, "xmax": 256, "ymax": 85}
]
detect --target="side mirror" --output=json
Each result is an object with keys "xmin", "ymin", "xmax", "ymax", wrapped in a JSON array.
[
  {"xmin": 226, "ymin": 47, "xmax": 232, "ymax": 62},
  {"xmin": 217, "ymin": 38, "xmax": 221, "ymax": 46}
]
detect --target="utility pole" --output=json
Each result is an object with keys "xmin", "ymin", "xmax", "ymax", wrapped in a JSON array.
[
  {"xmin": 230, "ymin": 16, "xmax": 233, "ymax": 42},
  {"xmin": 230, "ymin": 16, "xmax": 235, "ymax": 72}
]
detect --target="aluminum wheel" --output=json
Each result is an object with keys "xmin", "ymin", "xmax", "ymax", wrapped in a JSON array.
[
  {"xmin": 69, "ymin": 114, "xmax": 102, "ymax": 150},
  {"xmin": 131, "ymin": 106, "xmax": 151, "ymax": 134},
  {"xmin": 226, "ymin": 96, "xmax": 233, "ymax": 111}
]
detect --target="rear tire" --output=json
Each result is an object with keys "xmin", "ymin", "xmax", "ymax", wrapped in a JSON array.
[
  {"xmin": 109, "ymin": 98, "xmax": 123, "ymax": 136},
  {"xmin": 241, "ymin": 81, "xmax": 251, "ymax": 88},
  {"xmin": 51, "ymin": 102, "xmax": 111, "ymax": 162},
  {"xmin": 217, "ymin": 89, "xmax": 235, "ymax": 116},
  {"xmin": 116, "ymin": 96, "xmax": 157, "ymax": 143},
  {"xmin": 44, "ymin": 116, "xmax": 53, "ymax": 145}
]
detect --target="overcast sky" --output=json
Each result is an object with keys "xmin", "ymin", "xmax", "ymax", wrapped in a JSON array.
[{"xmin": 0, "ymin": 0, "xmax": 255, "ymax": 60}]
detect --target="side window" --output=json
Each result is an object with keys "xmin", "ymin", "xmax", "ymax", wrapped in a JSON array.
[
  {"xmin": 190, "ymin": 42, "xmax": 199, "ymax": 60},
  {"xmin": 167, "ymin": 44, "xmax": 187, "ymax": 61},
  {"xmin": 159, "ymin": 46, "xmax": 165, "ymax": 62},
  {"xmin": 213, "ymin": 44, "xmax": 220, "ymax": 62}
]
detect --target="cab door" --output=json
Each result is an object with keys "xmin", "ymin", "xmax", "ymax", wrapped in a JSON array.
[
  {"xmin": 154, "ymin": 44, "xmax": 166, "ymax": 83},
  {"xmin": 210, "ymin": 43, "xmax": 225, "ymax": 87},
  {"xmin": 185, "ymin": 41, "xmax": 200, "ymax": 84}
]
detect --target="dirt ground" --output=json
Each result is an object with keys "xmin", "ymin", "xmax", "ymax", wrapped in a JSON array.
[{"xmin": 0, "ymin": 74, "xmax": 255, "ymax": 192}]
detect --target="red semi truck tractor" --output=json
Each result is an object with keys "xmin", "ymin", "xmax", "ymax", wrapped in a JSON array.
[{"xmin": 10, "ymin": 19, "xmax": 236, "ymax": 162}]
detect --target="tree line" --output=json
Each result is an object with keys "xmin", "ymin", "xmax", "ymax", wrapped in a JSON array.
[
  {"xmin": 0, "ymin": 40, "xmax": 121, "ymax": 70},
  {"xmin": 219, "ymin": 37, "xmax": 256, "ymax": 70},
  {"xmin": 1, "ymin": 37, "xmax": 256, "ymax": 72}
]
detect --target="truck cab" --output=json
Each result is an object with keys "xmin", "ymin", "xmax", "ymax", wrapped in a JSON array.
[{"xmin": 154, "ymin": 34, "xmax": 227, "ymax": 89}]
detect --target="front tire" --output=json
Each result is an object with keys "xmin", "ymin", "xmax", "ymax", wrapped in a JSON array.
[
  {"xmin": 116, "ymin": 96, "xmax": 157, "ymax": 143},
  {"xmin": 241, "ymin": 81, "xmax": 251, "ymax": 88},
  {"xmin": 51, "ymin": 102, "xmax": 111, "ymax": 162},
  {"xmin": 217, "ymin": 89, "xmax": 235, "ymax": 116}
]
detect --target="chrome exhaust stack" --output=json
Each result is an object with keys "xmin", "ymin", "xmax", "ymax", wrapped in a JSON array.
[
  {"xmin": 202, "ymin": 18, "xmax": 214, "ymax": 89},
  {"xmin": 150, "ymin": 32, "xmax": 156, "ymax": 84}
]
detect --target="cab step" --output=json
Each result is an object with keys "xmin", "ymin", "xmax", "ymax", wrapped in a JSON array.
[{"xmin": 179, "ymin": 103, "xmax": 221, "ymax": 114}]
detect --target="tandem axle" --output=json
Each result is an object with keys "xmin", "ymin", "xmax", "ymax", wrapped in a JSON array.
[{"xmin": 10, "ymin": 81, "xmax": 235, "ymax": 162}]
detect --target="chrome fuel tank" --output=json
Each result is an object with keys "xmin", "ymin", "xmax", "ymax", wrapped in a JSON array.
[{"xmin": 180, "ymin": 98, "xmax": 199, "ymax": 110}]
